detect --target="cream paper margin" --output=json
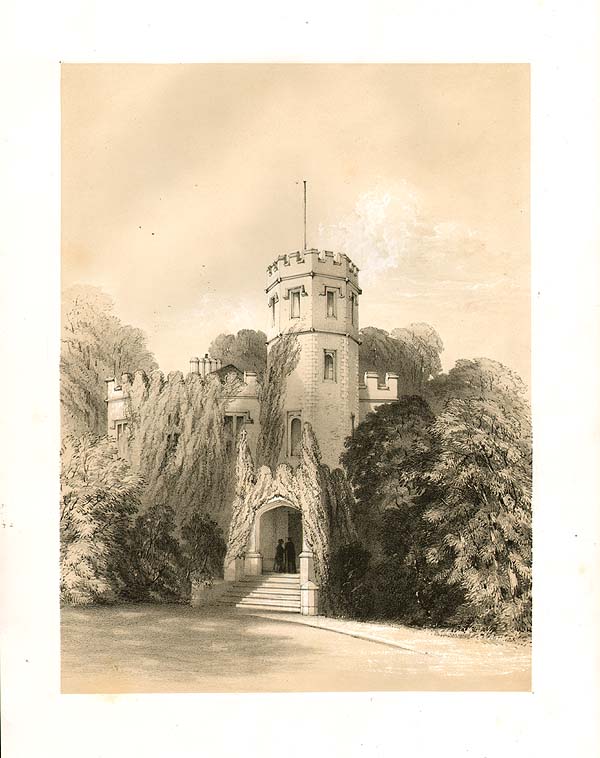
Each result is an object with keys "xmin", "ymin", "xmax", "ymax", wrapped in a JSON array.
[{"xmin": 0, "ymin": 1, "xmax": 599, "ymax": 756}]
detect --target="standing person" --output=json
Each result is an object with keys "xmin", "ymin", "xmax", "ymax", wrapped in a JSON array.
[
  {"xmin": 284, "ymin": 536, "xmax": 296, "ymax": 573},
  {"xmin": 274, "ymin": 539, "xmax": 285, "ymax": 573}
]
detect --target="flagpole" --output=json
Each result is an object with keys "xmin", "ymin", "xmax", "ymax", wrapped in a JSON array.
[{"xmin": 303, "ymin": 180, "xmax": 307, "ymax": 251}]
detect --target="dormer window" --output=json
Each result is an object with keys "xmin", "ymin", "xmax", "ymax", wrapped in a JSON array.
[
  {"xmin": 326, "ymin": 289, "xmax": 336, "ymax": 318},
  {"xmin": 290, "ymin": 289, "xmax": 301, "ymax": 319}
]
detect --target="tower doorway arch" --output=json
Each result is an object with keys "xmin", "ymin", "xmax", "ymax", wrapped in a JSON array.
[{"xmin": 245, "ymin": 498, "xmax": 307, "ymax": 576}]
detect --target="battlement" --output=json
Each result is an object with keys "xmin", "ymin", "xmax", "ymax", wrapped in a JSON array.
[
  {"xmin": 359, "ymin": 371, "xmax": 400, "ymax": 401},
  {"xmin": 266, "ymin": 248, "xmax": 360, "ymax": 289}
]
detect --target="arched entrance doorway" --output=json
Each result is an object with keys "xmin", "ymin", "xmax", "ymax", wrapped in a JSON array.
[
  {"xmin": 224, "ymin": 496, "xmax": 319, "ymax": 615},
  {"xmin": 259, "ymin": 505, "xmax": 302, "ymax": 573},
  {"xmin": 244, "ymin": 498, "xmax": 309, "ymax": 577}
]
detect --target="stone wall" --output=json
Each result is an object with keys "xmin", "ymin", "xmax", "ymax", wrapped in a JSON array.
[{"xmin": 358, "ymin": 371, "xmax": 400, "ymax": 421}]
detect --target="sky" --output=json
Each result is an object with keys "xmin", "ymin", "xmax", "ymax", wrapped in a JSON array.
[{"xmin": 62, "ymin": 64, "xmax": 530, "ymax": 384}]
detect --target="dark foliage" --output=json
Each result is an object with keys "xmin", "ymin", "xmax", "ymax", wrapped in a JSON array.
[
  {"xmin": 341, "ymin": 395, "xmax": 435, "ymax": 551},
  {"xmin": 341, "ymin": 361, "xmax": 532, "ymax": 633},
  {"xmin": 122, "ymin": 503, "xmax": 185, "ymax": 602},
  {"xmin": 60, "ymin": 435, "xmax": 143, "ymax": 605},
  {"xmin": 208, "ymin": 329, "xmax": 268, "ymax": 379},
  {"xmin": 106, "ymin": 504, "xmax": 227, "ymax": 603},
  {"xmin": 359, "ymin": 324, "xmax": 443, "ymax": 395},
  {"xmin": 180, "ymin": 510, "xmax": 227, "ymax": 586},
  {"xmin": 326, "ymin": 542, "xmax": 373, "ymax": 619}
]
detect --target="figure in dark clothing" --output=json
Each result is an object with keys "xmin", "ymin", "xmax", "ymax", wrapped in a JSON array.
[
  {"xmin": 274, "ymin": 539, "xmax": 285, "ymax": 573},
  {"xmin": 284, "ymin": 537, "xmax": 297, "ymax": 574}
]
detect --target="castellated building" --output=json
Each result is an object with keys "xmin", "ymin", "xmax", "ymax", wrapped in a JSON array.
[
  {"xmin": 107, "ymin": 249, "xmax": 400, "ymax": 469},
  {"xmin": 106, "ymin": 249, "xmax": 400, "ymax": 614}
]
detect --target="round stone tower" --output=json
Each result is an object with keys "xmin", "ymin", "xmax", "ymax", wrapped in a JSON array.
[{"xmin": 265, "ymin": 248, "xmax": 361, "ymax": 469}]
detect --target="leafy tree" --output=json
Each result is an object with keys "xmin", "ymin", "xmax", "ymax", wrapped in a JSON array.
[
  {"xmin": 424, "ymin": 357, "xmax": 530, "ymax": 421},
  {"xmin": 208, "ymin": 329, "xmax": 268, "ymax": 378},
  {"xmin": 341, "ymin": 396, "xmax": 436, "ymax": 551},
  {"xmin": 340, "ymin": 396, "xmax": 458, "ymax": 623},
  {"xmin": 342, "ymin": 361, "xmax": 532, "ymax": 632},
  {"xmin": 123, "ymin": 503, "xmax": 185, "ymax": 602},
  {"xmin": 180, "ymin": 510, "xmax": 227, "ymax": 586},
  {"xmin": 256, "ymin": 330, "xmax": 301, "ymax": 470},
  {"xmin": 359, "ymin": 323, "xmax": 443, "ymax": 395},
  {"xmin": 60, "ymin": 435, "xmax": 143, "ymax": 604},
  {"xmin": 391, "ymin": 323, "xmax": 444, "ymax": 393},
  {"xmin": 403, "ymin": 396, "xmax": 532, "ymax": 632},
  {"xmin": 61, "ymin": 285, "xmax": 157, "ymax": 438},
  {"xmin": 327, "ymin": 542, "xmax": 373, "ymax": 619},
  {"xmin": 368, "ymin": 508, "xmax": 463, "ymax": 625}
]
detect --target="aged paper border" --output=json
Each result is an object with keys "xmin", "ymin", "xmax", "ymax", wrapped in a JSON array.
[{"xmin": 1, "ymin": 1, "xmax": 599, "ymax": 756}]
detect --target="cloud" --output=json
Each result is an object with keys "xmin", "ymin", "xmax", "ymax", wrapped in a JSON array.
[{"xmin": 318, "ymin": 182, "xmax": 515, "ymax": 293}]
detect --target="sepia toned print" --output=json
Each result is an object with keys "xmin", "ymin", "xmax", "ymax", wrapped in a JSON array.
[{"xmin": 60, "ymin": 64, "xmax": 531, "ymax": 693}]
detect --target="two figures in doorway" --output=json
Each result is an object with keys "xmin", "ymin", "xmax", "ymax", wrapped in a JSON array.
[{"xmin": 274, "ymin": 538, "xmax": 296, "ymax": 574}]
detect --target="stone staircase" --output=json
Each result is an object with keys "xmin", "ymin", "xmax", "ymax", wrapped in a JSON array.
[{"xmin": 219, "ymin": 572, "xmax": 301, "ymax": 613}]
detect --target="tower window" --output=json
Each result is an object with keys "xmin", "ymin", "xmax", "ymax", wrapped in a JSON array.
[
  {"xmin": 326, "ymin": 289, "xmax": 336, "ymax": 318},
  {"xmin": 290, "ymin": 289, "xmax": 301, "ymax": 319},
  {"xmin": 351, "ymin": 293, "xmax": 357, "ymax": 325},
  {"xmin": 290, "ymin": 416, "xmax": 302, "ymax": 457},
  {"xmin": 324, "ymin": 350, "xmax": 336, "ymax": 381},
  {"xmin": 271, "ymin": 299, "xmax": 276, "ymax": 326}
]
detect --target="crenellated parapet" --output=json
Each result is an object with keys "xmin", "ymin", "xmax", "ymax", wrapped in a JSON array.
[
  {"xmin": 266, "ymin": 248, "xmax": 360, "ymax": 292},
  {"xmin": 358, "ymin": 371, "xmax": 400, "ymax": 421}
]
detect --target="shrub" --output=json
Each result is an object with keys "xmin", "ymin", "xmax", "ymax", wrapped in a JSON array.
[
  {"xmin": 60, "ymin": 436, "xmax": 142, "ymax": 605},
  {"xmin": 122, "ymin": 503, "xmax": 185, "ymax": 602},
  {"xmin": 326, "ymin": 542, "xmax": 373, "ymax": 619},
  {"xmin": 180, "ymin": 510, "xmax": 227, "ymax": 587}
]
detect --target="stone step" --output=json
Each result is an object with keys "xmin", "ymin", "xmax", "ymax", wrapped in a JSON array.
[
  {"xmin": 235, "ymin": 597, "xmax": 300, "ymax": 609},
  {"xmin": 235, "ymin": 583, "xmax": 299, "ymax": 591},
  {"xmin": 234, "ymin": 603, "xmax": 300, "ymax": 613},
  {"xmin": 227, "ymin": 587, "xmax": 301, "ymax": 597},
  {"xmin": 238, "ymin": 575, "xmax": 300, "ymax": 583},
  {"xmin": 224, "ymin": 588, "xmax": 301, "ymax": 599},
  {"xmin": 227, "ymin": 595, "xmax": 301, "ymax": 604},
  {"xmin": 234, "ymin": 581, "xmax": 299, "ymax": 590}
]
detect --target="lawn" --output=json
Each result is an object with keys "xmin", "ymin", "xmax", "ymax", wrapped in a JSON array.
[{"xmin": 61, "ymin": 603, "xmax": 531, "ymax": 693}]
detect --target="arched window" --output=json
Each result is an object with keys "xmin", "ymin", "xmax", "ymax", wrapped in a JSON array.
[
  {"xmin": 290, "ymin": 417, "xmax": 302, "ymax": 457},
  {"xmin": 324, "ymin": 351, "xmax": 335, "ymax": 381}
]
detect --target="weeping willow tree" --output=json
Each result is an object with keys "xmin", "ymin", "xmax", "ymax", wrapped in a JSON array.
[
  {"xmin": 124, "ymin": 369, "xmax": 240, "ymax": 531},
  {"xmin": 256, "ymin": 329, "xmax": 301, "ymax": 470}
]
